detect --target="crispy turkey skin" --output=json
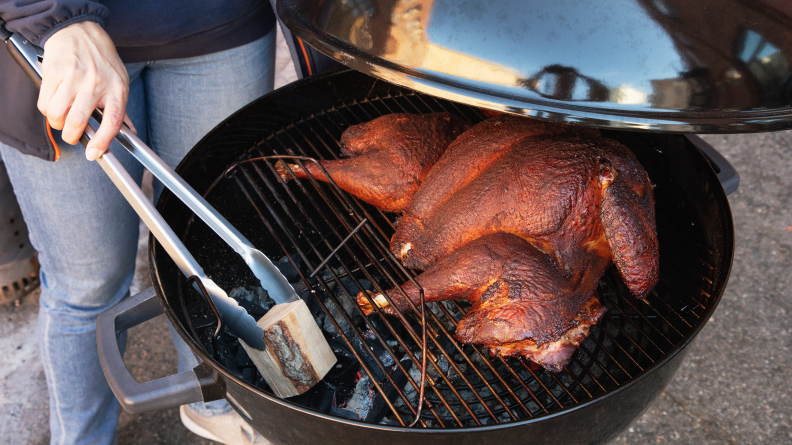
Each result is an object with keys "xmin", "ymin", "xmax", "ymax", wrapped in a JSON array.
[
  {"xmin": 391, "ymin": 115, "xmax": 658, "ymax": 299},
  {"xmin": 357, "ymin": 233, "xmax": 608, "ymax": 372},
  {"xmin": 275, "ymin": 112, "xmax": 469, "ymax": 212},
  {"xmin": 291, "ymin": 113, "xmax": 658, "ymax": 372}
]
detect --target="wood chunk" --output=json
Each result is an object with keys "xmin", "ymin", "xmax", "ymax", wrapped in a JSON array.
[{"xmin": 239, "ymin": 299, "xmax": 337, "ymax": 398}]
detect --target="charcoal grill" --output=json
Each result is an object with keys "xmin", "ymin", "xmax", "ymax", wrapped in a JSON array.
[
  {"xmin": 95, "ymin": 0, "xmax": 785, "ymax": 442},
  {"xmin": 98, "ymin": 69, "xmax": 734, "ymax": 444}
]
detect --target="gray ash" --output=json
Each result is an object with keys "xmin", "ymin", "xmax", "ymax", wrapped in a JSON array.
[
  {"xmin": 330, "ymin": 371, "xmax": 381, "ymax": 420},
  {"xmin": 228, "ymin": 285, "xmax": 273, "ymax": 319}
]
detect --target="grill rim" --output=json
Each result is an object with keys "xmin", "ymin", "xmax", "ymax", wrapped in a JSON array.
[{"xmin": 148, "ymin": 69, "xmax": 735, "ymax": 432}]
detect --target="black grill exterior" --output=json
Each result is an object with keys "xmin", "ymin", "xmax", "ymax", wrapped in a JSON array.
[{"xmin": 149, "ymin": 69, "xmax": 733, "ymax": 444}]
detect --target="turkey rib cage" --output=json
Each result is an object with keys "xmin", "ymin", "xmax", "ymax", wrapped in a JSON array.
[{"xmin": 391, "ymin": 114, "xmax": 658, "ymax": 298}]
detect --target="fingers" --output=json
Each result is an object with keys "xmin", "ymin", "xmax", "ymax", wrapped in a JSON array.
[
  {"xmin": 122, "ymin": 114, "xmax": 137, "ymax": 135},
  {"xmin": 36, "ymin": 21, "xmax": 131, "ymax": 160},
  {"xmin": 38, "ymin": 47, "xmax": 84, "ymax": 130},
  {"xmin": 37, "ymin": 69, "xmax": 65, "ymax": 118},
  {"xmin": 60, "ymin": 88, "xmax": 99, "ymax": 144},
  {"xmin": 85, "ymin": 95, "xmax": 127, "ymax": 160},
  {"xmin": 41, "ymin": 76, "xmax": 81, "ymax": 132}
]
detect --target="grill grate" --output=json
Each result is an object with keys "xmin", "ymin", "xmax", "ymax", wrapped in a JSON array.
[{"xmin": 179, "ymin": 91, "xmax": 717, "ymax": 428}]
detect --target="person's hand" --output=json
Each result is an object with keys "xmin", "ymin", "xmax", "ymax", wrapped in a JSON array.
[{"xmin": 38, "ymin": 21, "xmax": 130, "ymax": 160}]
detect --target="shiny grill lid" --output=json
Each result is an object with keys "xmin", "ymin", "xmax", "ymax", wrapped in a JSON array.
[{"xmin": 277, "ymin": 0, "xmax": 792, "ymax": 133}]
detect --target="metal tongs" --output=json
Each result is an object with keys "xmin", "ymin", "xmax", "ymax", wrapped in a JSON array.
[{"xmin": 1, "ymin": 20, "xmax": 298, "ymax": 350}]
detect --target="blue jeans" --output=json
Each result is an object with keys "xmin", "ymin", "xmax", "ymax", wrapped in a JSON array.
[{"xmin": 0, "ymin": 30, "xmax": 275, "ymax": 445}]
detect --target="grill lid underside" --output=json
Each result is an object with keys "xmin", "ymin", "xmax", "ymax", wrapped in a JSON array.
[{"xmin": 278, "ymin": 0, "xmax": 792, "ymax": 133}]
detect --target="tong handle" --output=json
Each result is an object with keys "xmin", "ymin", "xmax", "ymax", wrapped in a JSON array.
[
  {"xmin": 101, "ymin": 112, "xmax": 254, "ymax": 255},
  {"xmin": 2, "ymin": 21, "xmax": 269, "ymax": 350},
  {"xmin": 0, "ymin": 26, "xmax": 212, "ymax": 289},
  {"xmin": 3, "ymin": 28, "xmax": 44, "ymax": 88},
  {"xmin": 3, "ymin": 22, "xmax": 300, "ymax": 305},
  {"xmin": 94, "ymin": 110, "xmax": 298, "ymax": 304}
]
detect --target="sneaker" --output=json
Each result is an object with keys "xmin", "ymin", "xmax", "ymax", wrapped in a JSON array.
[{"xmin": 180, "ymin": 405, "xmax": 272, "ymax": 445}]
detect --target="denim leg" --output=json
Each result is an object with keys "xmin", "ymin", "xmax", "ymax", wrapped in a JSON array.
[
  {"xmin": 0, "ymin": 31, "xmax": 274, "ymax": 440},
  {"xmin": 0, "ymin": 67, "xmax": 148, "ymax": 445},
  {"xmin": 0, "ymin": 144, "xmax": 139, "ymax": 445},
  {"xmin": 142, "ymin": 30, "xmax": 275, "ymax": 416},
  {"xmin": 144, "ymin": 30, "xmax": 276, "ymax": 199}
]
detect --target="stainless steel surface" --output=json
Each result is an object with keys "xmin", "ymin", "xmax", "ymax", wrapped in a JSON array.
[
  {"xmin": 4, "ymin": 31, "xmax": 43, "ymax": 88},
  {"xmin": 107, "ymin": 120, "xmax": 300, "ymax": 305},
  {"xmin": 278, "ymin": 0, "xmax": 792, "ymax": 133},
  {"xmin": 81, "ymin": 122, "xmax": 268, "ymax": 351},
  {"xmin": 2, "ymin": 21, "xmax": 299, "ymax": 305}
]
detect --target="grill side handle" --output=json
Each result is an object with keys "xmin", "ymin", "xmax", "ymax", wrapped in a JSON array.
[
  {"xmin": 96, "ymin": 287, "xmax": 225, "ymax": 414},
  {"xmin": 687, "ymin": 135, "xmax": 740, "ymax": 196}
]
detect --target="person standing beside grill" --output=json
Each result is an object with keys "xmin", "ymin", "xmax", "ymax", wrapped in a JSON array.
[{"xmin": 0, "ymin": 1, "xmax": 277, "ymax": 444}]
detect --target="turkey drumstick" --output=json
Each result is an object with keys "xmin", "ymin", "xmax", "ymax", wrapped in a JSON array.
[{"xmin": 357, "ymin": 233, "xmax": 607, "ymax": 372}]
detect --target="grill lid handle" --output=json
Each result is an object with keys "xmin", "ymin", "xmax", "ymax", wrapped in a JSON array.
[
  {"xmin": 687, "ymin": 135, "xmax": 740, "ymax": 196},
  {"xmin": 96, "ymin": 288, "xmax": 225, "ymax": 414}
]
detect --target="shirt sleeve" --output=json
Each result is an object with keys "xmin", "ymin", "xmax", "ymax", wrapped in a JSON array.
[{"xmin": 0, "ymin": 0, "xmax": 109, "ymax": 47}]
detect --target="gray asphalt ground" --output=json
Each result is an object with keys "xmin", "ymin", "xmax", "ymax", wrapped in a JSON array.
[
  {"xmin": 610, "ymin": 131, "xmax": 792, "ymax": 445},
  {"xmin": 2, "ymin": 30, "xmax": 792, "ymax": 445}
]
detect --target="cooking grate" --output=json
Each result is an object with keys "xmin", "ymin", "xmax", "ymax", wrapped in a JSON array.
[{"xmin": 176, "ymin": 91, "xmax": 718, "ymax": 428}]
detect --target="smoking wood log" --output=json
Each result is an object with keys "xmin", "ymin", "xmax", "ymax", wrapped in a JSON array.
[{"xmin": 239, "ymin": 299, "xmax": 337, "ymax": 398}]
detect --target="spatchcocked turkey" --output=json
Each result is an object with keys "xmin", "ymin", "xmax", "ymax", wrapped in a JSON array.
[{"xmin": 280, "ymin": 113, "xmax": 658, "ymax": 372}]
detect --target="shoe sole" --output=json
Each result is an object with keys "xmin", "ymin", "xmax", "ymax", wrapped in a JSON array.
[{"xmin": 180, "ymin": 405, "xmax": 224, "ymax": 443}]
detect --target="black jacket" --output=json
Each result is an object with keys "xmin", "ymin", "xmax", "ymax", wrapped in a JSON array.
[{"xmin": 0, "ymin": 0, "xmax": 275, "ymax": 160}]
